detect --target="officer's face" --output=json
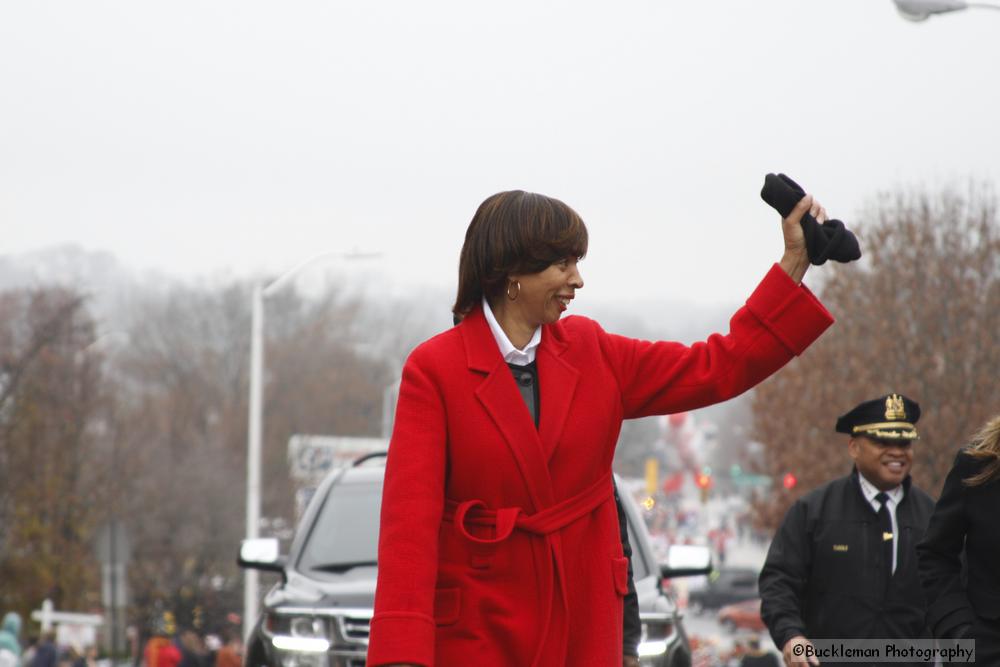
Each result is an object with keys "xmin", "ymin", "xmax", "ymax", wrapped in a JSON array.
[{"xmin": 848, "ymin": 436, "xmax": 913, "ymax": 490}]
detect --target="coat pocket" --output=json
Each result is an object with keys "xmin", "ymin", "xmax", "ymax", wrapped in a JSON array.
[
  {"xmin": 434, "ymin": 587, "xmax": 461, "ymax": 626},
  {"xmin": 612, "ymin": 557, "xmax": 630, "ymax": 596}
]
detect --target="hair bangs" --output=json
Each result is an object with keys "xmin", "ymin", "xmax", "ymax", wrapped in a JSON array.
[{"xmin": 509, "ymin": 193, "xmax": 588, "ymax": 274}]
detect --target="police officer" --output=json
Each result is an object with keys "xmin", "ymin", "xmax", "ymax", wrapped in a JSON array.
[{"xmin": 759, "ymin": 394, "xmax": 935, "ymax": 666}]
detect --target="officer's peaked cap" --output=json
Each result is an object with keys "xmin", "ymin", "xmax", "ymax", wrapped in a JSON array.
[{"xmin": 835, "ymin": 393, "xmax": 920, "ymax": 441}]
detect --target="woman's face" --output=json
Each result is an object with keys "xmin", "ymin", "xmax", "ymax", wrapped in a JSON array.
[{"xmin": 511, "ymin": 257, "xmax": 584, "ymax": 326}]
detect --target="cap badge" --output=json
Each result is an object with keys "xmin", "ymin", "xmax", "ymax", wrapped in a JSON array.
[{"xmin": 885, "ymin": 394, "xmax": 906, "ymax": 421}]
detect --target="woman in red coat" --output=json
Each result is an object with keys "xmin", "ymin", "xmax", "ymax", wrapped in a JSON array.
[{"xmin": 368, "ymin": 190, "xmax": 834, "ymax": 667}]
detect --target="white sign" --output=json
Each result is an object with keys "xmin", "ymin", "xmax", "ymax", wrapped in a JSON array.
[
  {"xmin": 56, "ymin": 624, "xmax": 98, "ymax": 651},
  {"xmin": 287, "ymin": 435, "xmax": 386, "ymax": 480},
  {"xmin": 31, "ymin": 599, "xmax": 104, "ymax": 633}
]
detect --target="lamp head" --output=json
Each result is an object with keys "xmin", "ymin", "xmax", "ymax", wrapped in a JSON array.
[{"xmin": 893, "ymin": 0, "xmax": 969, "ymax": 21}]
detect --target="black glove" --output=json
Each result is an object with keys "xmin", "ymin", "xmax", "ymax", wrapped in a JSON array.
[{"xmin": 760, "ymin": 173, "xmax": 861, "ymax": 265}]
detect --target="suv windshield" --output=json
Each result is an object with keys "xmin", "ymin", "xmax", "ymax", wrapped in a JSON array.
[{"xmin": 297, "ymin": 478, "xmax": 382, "ymax": 574}]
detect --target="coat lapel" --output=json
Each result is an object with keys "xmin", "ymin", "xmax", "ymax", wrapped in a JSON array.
[
  {"xmin": 536, "ymin": 325, "xmax": 579, "ymax": 461},
  {"xmin": 461, "ymin": 307, "xmax": 554, "ymax": 510}
]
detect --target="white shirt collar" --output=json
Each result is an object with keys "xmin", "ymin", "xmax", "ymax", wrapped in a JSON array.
[
  {"xmin": 857, "ymin": 472, "xmax": 903, "ymax": 507},
  {"xmin": 482, "ymin": 296, "xmax": 542, "ymax": 366}
]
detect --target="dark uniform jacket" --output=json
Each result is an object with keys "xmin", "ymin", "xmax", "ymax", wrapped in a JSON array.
[
  {"xmin": 917, "ymin": 451, "xmax": 1000, "ymax": 663},
  {"xmin": 759, "ymin": 468, "xmax": 935, "ymax": 654}
]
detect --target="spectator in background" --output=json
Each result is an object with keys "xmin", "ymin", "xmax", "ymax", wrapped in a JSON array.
[
  {"xmin": 0, "ymin": 613, "xmax": 22, "ymax": 667},
  {"xmin": 739, "ymin": 636, "xmax": 781, "ymax": 667},
  {"xmin": 201, "ymin": 635, "xmax": 221, "ymax": 667},
  {"xmin": 62, "ymin": 646, "xmax": 80, "ymax": 667},
  {"xmin": 143, "ymin": 614, "xmax": 180, "ymax": 667},
  {"xmin": 19, "ymin": 638, "xmax": 37, "ymax": 667},
  {"xmin": 177, "ymin": 630, "xmax": 207, "ymax": 667},
  {"xmin": 709, "ymin": 523, "xmax": 733, "ymax": 566},
  {"xmin": 124, "ymin": 627, "xmax": 141, "ymax": 667},
  {"xmin": 212, "ymin": 632, "xmax": 241, "ymax": 667},
  {"xmin": 68, "ymin": 646, "xmax": 97, "ymax": 667},
  {"xmin": 725, "ymin": 637, "xmax": 747, "ymax": 667},
  {"xmin": 28, "ymin": 633, "xmax": 57, "ymax": 667}
]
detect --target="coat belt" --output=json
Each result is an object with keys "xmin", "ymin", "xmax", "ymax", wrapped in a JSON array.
[{"xmin": 443, "ymin": 471, "xmax": 613, "ymax": 544}]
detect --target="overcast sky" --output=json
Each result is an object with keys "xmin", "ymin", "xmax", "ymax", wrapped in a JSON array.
[{"xmin": 2, "ymin": 0, "xmax": 998, "ymax": 310}]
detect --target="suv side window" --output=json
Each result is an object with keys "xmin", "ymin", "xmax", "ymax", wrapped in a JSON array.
[
  {"xmin": 713, "ymin": 569, "xmax": 757, "ymax": 590},
  {"xmin": 297, "ymin": 480, "xmax": 382, "ymax": 573},
  {"xmin": 627, "ymin": 526, "xmax": 650, "ymax": 580},
  {"xmin": 618, "ymin": 489, "xmax": 654, "ymax": 581}
]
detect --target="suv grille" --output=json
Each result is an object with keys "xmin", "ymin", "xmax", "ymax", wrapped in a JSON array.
[{"xmin": 339, "ymin": 614, "xmax": 371, "ymax": 642}]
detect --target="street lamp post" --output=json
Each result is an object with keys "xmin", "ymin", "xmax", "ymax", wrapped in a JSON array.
[
  {"xmin": 83, "ymin": 331, "xmax": 130, "ymax": 661},
  {"xmin": 244, "ymin": 282, "xmax": 265, "ymax": 643},
  {"xmin": 243, "ymin": 251, "xmax": 379, "ymax": 640},
  {"xmin": 893, "ymin": 0, "xmax": 1000, "ymax": 20}
]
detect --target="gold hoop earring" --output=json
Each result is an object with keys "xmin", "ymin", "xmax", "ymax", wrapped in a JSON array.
[{"xmin": 506, "ymin": 281, "xmax": 520, "ymax": 301}]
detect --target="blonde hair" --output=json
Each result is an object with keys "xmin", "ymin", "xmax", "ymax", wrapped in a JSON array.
[{"xmin": 963, "ymin": 414, "xmax": 1000, "ymax": 486}]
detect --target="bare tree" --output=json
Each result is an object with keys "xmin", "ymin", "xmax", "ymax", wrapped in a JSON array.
[
  {"xmin": 0, "ymin": 288, "xmax": 108, "ymax": 618},
  {"xmin": 752, "ymin": 184, "xmax": 1000, "ymax": 530},
  {"xmin": 115, "ymin": 279, "xmax": 391, "ymax": 632},
  {"xmin": 0, "ymin": 271, "xmax": 443, "ymax": 633}
]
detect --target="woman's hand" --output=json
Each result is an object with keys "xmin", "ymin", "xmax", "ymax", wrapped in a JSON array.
[{"xmin": 778, "ymin": 194, "xmax": 827, "ymax": 284}]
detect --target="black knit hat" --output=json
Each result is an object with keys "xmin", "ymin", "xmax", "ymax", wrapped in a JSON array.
[{"xmin": 835, "ymin": 394, "xmax": 921, "ymax": 440}]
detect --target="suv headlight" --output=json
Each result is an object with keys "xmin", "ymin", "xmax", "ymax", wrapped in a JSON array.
[
  {"xmin": 637, "ymin": 612, "xmax": 676, "ymax": 666},
  {"xmin": 264, "ymin": 613, "xmax": 330, "ymax": 667}
]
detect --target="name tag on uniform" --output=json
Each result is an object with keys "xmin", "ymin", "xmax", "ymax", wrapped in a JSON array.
[
  {"xmin": 883, "ymin": 532, "xmax": 894, "ymax": 541},
  {"xmin": 832, "ymin": 544, "xmax": 849, "ymax": 552}
]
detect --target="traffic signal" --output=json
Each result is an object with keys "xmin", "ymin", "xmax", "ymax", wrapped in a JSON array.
[
  {"xmin": 782, "ymin": 472, "xmax": 798, "ymax": 490},
  {"xmin": 645, "ymin": 458, "xmax": 659, "ymax": 497},
  {"xmin": 695, "ymin": 469, "xmax": 713, "ymax": 504}
]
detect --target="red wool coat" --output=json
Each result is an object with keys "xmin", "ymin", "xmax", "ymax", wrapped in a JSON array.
[{"xmin": 368, "ymin": 265, "xmax": 833, "ymax": 667}]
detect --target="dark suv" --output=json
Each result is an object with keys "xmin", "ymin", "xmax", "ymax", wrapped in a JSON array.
[
  {"xmin": 238, "ymin": 455, "xmax": 710, "ymax": 667},
  {"xmin": 686, "ymin": 566, "xmax": 760, "ymax": 615}
]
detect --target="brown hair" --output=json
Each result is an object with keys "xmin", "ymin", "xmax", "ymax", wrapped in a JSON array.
[
  {"xmin": 963, "ymin": 414, "xmax": 1000, "ymax": 486},
  {"xmin": 452, "ymin": 190, "xmax": 588, "ymax": 320}
]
